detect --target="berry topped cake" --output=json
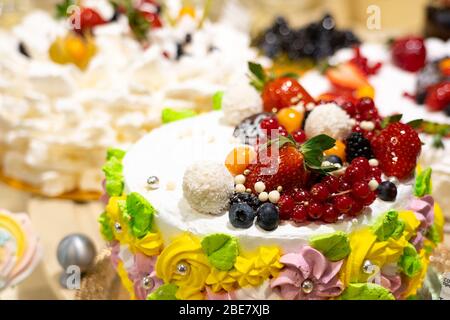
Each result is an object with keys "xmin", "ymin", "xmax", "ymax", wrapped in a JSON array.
[
  {"xmin": 0, "ymin": 0, "xmax": 263, "ymax": 197},
  {"xmin": 99, "ymin": 63, "xmax": 444, "ymax": 300}
]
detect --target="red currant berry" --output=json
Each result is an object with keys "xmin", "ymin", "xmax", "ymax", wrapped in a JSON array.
[
  {"xmin": 322, "ymin": 204, "xmax": 339, "ymax": 223},
  {"xmin": 292, "ymin": 129, "xmax": 307, "ymax": 143},
  {"xmin": 352, "ymin": 181, "xmax": 371, "ymax": 199},
  {"xmin": 333, "ymin": 195, "xmax": 353, "ymax": 213},
  {"xmin": 260, "ymin": 117, "xmax": 279, "ymax": 131},
  {"xmin": 361, "ymin": 191, "xmax": 377, "ymax": 206},
  {"xmin": 310, "ymin": 183, "xmax": 330, "ymax": 202},
  {"xmin": 277, "ymin": 195, "xmax": 296, "ymax": 220},
  {"xmin": 322, "ymin": 176, "xmax": 339, "ymax": 193},
  {"xmin": 292, "ymin": 204, "xmax": 308, "ymax": 223},
  {"xmin": 357, "ymin": 97, "xmax": 375, "ymax": 112},
  {"xmin": 292, "ymin": 188, "xmax": 311, "ymax": 203},
  {"xmin": 277, "ymin": 125, "xmax": 288, "ymax": 137},
  {"xmin": 307, "ymin": 201, "xmax": 324, "ymax": 220},
  {"xmin": 367, "ymin": 167, "xmax": 382, "ymax": 183},
  {"xmin": 348, "ymin": 200, "xmax": 364, "ymax": 216},
  {"xmin": 338, "ymin": 176, "xmax": 351, "ymax": 191},
  {"xmin": 351, "ymin": 157, "xmax": 370, "ymax": 171},
  {"xmin": 342, "ymin": 102, "xmax": 356, "ymax": 117},
  {"xmin": 345, "ymin": 165, "xmax": 366, "ymax": 184}
]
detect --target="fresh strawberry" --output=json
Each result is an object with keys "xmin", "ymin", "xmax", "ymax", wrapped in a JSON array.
[
  {"xmin": 245, "ymin": 144, "xmax": 306, "ymax": 192},
  {"xmin": 371, "ymin": 122, "xmax": 422, "ymax": 179},
  {"xmin": 72, "ymin": 8, "xmax": 106, "ymax": 33},
  {"xmin": 391, "ymin": 36, "xmax": 426, "ymax": 72},
  {"xmin": 261, "ymin": 77, "xmax": 315, "ymax": 113},
  {"xmin": 425, "ymin": 81, "xmax": 450, "ymax": 111},
  {"xmin": 326, "ymin": 62, "xmax": 370, "ymax": 91},
  {"xmin": 248, "ymin": 62, "xmax": 315, "ymax": 113}
]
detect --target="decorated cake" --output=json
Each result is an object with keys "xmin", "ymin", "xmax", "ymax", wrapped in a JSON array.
[
  {"xmin": 0, "ymin": 209, "xmax": 42, "ymax": 292},
  {"xmin": 0, "ymin": 0, "xmax": 263, "ymax": 197},
  {"xmin": 99, "ymin": 62, "xmax": 445, "ymax": 300}
]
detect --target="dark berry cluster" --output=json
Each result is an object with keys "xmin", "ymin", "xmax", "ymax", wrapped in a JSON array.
[
  {"xmin": 257, "ymin": 15, "xmax": 359, "ymax": 61},
  {"xmin": 345, "ymin": 132, "xmax": 374, "ymax": 162}
]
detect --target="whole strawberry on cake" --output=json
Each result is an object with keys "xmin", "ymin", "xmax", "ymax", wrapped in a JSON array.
[{"xmin": 99, "ymin": 63, "xmax": 444, "ymax": 300}]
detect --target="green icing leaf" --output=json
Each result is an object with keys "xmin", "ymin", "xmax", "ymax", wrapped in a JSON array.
[
  {"xmin": 161, "ymin": 108, "xmax": 197, "ymax": 124},
  {"xmin": 201, "ymin": 234, "xmax": 239, "ymax": 271},
  {"xmin": 212, "ymin": 91, "xmax": 224, "ymax": 110},
  {"xmin": 414, "ymin": 167, "xmax": 432, "ymax": 197},
  {"xmin": 126, "ymin": 192, "xmax": 155, "ymax": 238},
  {"xmin": 399, "ymin": 243, "xmax": 422, "ymax": 278},
  {"xmin": 427, "ymin": 224, "xmax": 441, "ymax": 244},
  {"xmin": 146, "ymin": 284, "xmax": 179, "ymax": 300},
  {"xmin": 102, "ymin": 148, "xmax": 126, "ymax": 197},
  {"xmin": 372, "ymin": 210, "xmax": 405, "ymax": 241},
  {"xmin": 309, "ymin": 231, "xmax": 350, "ymax": 261},
  {"xmin": 98, "ymin": 212, "xmax": 114, "ymax": 241},
  {"xmin": 107, "ymin": 148, "xmax": 126, "ymax": 161},
  {"xmin": 339, "ymin": 283, "xmax": 395, "ymax": 300}
]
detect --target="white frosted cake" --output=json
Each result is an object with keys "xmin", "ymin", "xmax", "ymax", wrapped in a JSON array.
[
  {"xmin": 0, "ymin": 0, "xmax": 263, "ymax": 196},
  {"xmin": 99, "ymin": 65, "xmax": 444, "ymax": 300}
]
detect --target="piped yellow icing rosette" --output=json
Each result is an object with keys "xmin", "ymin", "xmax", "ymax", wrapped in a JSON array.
[
  {"xmin": 156, "ymin": 233, "xmax": 210, "ymax": 300},
  {"xmin": 0, "ymin": 209, "xmax": 42, "ymax": 290}
]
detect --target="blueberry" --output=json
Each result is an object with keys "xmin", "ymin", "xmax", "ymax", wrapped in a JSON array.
[
  {"xmin": 377, "ymin": 181, "xmax": 397, "ymax": 201},
  {"xmin": 230, "ymin": 192, "xmax": 261, "ymax": 211},
  {"xmin": 229, "ymin": 203, "xmax": 256, "ymax": 229},
  {"xmin": 256, "ymin": 203, "xmax": 280, "ymax": 231},
  {"xmin": 325, "ymin": 155, "xmax": 343, "ymax": 166}
]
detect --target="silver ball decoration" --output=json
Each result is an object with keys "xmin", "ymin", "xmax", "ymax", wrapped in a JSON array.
[
  {"xmin": 57, "ymin": 234, "xmax": 96, "ymax": 272},
  {"xmin": 114, "ymin": 222, "xmax": 122, "ymax": 233},
  {"xmin": 301, "ymin": 279, "xmax": 314, "ymax": 294},
  {"xmin": 362, "ymin": 259, "xmax": 375, "ymax": 274},
  {"xmin": 147, "ymin": 176, "xmax": 160, "ymax": 190},
  {"xmin": 142, "ymin": 275, "xmax": 154, "ymax": 290},
  {"xmin": 175, "ymin": 261, "xmax": 189, "ymax": 275}
]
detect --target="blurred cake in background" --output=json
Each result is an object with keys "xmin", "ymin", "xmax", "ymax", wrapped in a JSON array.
[
  {"xmin": 0, "ymin": 209, "xmax": 42, "ymax": 292},
  {"xmin": 0, "ymin": 0, "xmax": 266, "ymax": 197}
]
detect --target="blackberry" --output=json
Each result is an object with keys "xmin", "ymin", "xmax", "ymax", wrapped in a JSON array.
[
  {"xmin": 230, "ymin": 192, "xmax": 262, "ymax": 211},
  {"xmin": 345, "ymin": 132, "xmax": 374, "ymax": 162}
]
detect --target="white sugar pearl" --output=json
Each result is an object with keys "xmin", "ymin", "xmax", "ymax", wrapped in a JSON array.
[
  {"xmin": 268, "ymin": 190, "xmax": 280, "ymax": 203},
  {"xmin": 234, "ymin": 174, "xmax": 246, "ymax": 185},
  {"xmin": 254, "ymin": 181, "xmax": 266, "ymax": 193},
  {"xmin": 360, "ymin": 121, "xmax": 375, "ymax": 131},
  {"xmin": 258, "ymin": 192, "xmax": 269, "ymax": 202},
  {"xmin": 368, "ymin": 179, "xmax": 379, "ymax": 191},
  {"xmin": 369, "ymin": 159, "xmax": 379, "ymax": 167},
  {"xmin": 235, "ymin": 184, "xmax": 246, "ymax": 193}
]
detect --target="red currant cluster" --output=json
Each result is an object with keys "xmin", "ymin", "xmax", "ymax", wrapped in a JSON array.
[
  {"xmin": 350, "ymin": 47, "xmax": 382, "ymax": 76},
  {"xmin": 260, "ymin": 117, "xmax": 307, "ymax": 143},
  {"xmin": 341, "ymin": 97, "xmax": 382, "ymax": 141},
  {"xmin": 277, "ymin": 157, "xmax": 381, "ymax": 224}
]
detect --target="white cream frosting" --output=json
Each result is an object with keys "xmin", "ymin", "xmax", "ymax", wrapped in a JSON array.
[
  {"xmin": 0, "ymin": 6, "xmax": 262, "ymax": 196},
  {"xmin": 301, "ymin": 39, "xmax": 450, "ymax": 217},
  {"xmin": 123, "ymin": 111, "xmax": 414, "ymax": 253}
]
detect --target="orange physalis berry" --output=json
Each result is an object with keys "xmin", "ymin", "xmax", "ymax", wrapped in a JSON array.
[{"xmin": 225, "ymin": 146, "xmax": 256, "ymax": 175}]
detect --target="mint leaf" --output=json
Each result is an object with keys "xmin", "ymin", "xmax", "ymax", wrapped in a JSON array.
[
  {"xmin": 248, "ymin": 62, "xmax": 267, "ymax": 92},
  {"xmin": 212, "ymin": 91, "xmax": 224, "ymax": 110},
  {"xmin": 147, "ymin": 284, "xmax": 178, "ymax": 300},
  {"xmin": 162, "ymin": 108, "xmax": 197, "ymax": 124},
  {"xmin": 201, "ymin": 233, "xmax": 239, "ymax": 271},
  {"xmin": 339, "ymin": 283, "xmax": 395, "ymax": 300},
  {"xmin": 98, "ymin": 212, "xmax": 114, "ymax": 241},
  {"xmin": 126, "ymin": 192, "xmax": 156, "ymax": 238},
  {"xmin": 414, "ymin": 167, "xmax": 432, "ymax": 197},
  {"xmin": 310, "ymin": 231, "xmax": 350, "ymax": 261},
  {"xmin": 381, "ymin": 114, "xmax": 402, "ymax": 129},
  {"xmin": 300, "ymin": 134, "xmax": 336, "ymax": 168},
  {"xmin": 399, "ymin": 243, "xmax": 422, "ymax": 277},
  {"xmin": 372, "ymin": 210, "xmax": 405, "ymax": 241}
]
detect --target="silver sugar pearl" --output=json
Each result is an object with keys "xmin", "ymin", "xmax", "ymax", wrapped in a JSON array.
[
  {"xmin": 114, "ymin": 222, "xmax": 122, "ymax": 233},
  {"xmin": 176, "ymin": 261, "xmax": 189, "ymax": 275},
  {"xmin": 301, "ymin": 279, "xmax": 314, "ymax": 294},
  {"xmin": 57, "ymin": 234, "xmax": 96, "ymax": 272},
  {"xmin": 147, "ymin": 176, "xmax": 160, "ymax": 189},
  {"xmin": 142, "ymin": 275, "xmax": 154, "ymax": 290},
  {"xmin": 362, "ymin": 259, "xmax": 374, "ymax": 274}
]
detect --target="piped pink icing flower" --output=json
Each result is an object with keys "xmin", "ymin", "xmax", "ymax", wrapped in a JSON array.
[
  {"xmin": 271, "ymin": 246, "xmax": 344, "ymax": 300},
  {"xmin": 408, "ymin": 195, "xmax": 434, "ymax": 250},
  {"xmin": 381, "ymin": 273, "xmax": 403, "ymax": 299},
  {"xmin": 205, "ymin": 287, "xmax": 235, "ymax": 300},
  {"xmin": 127, "ymin": 252, "xmax": 163, "ymax": 300},
  {"xmin": 110, "ymin": 241, "xmax": 120, "ymax": 269},
  {"xmin": 100, "ymin": 180, "xmax": 110, "ymax": 205}
]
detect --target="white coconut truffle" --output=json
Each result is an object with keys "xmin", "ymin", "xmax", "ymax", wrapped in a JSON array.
[
  {"xmin": 222, "ymin": 81, "xmax": 263, "ymax": 126},
  {"xmin": 304, "ymin": 103, "xmax": 353, "ymax": 140},
  {"xmin": 183, "ymin": 161, "xmax": 234, "ymax": 215}
]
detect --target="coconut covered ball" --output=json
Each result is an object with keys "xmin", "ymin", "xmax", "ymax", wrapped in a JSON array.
[
  {"xmin": 222, "ymin": 80, "xmax": 263, "ymax": 126},
  {"xmin": 304, "ymin": 103, "xmax": 353, "ymax": 140},
  {"xmin": 183, "ymin": 161, "xmax": 234, "ymax": 215}
]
